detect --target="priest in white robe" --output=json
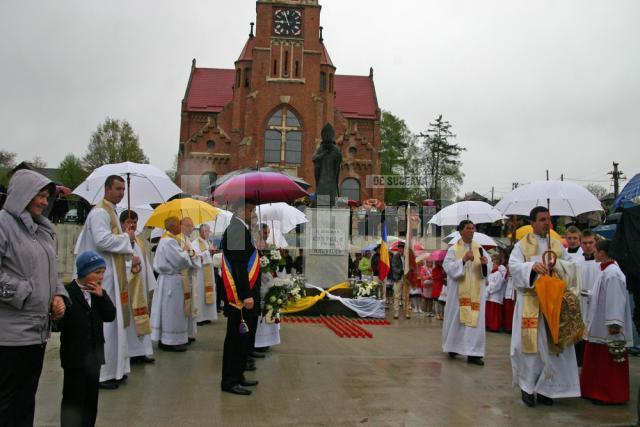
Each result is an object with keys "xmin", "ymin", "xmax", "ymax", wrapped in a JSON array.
[
  {"xmin": 442, "ymin": 220, "xmax": 491, "ymax": 366},
  {"xmin": 150, "ymin": 217, "xmax": 195, "ymax": 352},
  {"xmin": 180, "ymin": 217, "xmax": 200, "ymax": 341},
  {"xmin": 74, "ymin": 175, "xmax": 136, "ymax": 388},
  {"xmin": 193, "ymin": 224, "xmax": 218, "ymax": 324},
  {"xmin": 120, "ymin": 210, "xmax": 156, "ymax": 364},
  {"xmin": 509, "ymin": 206, "xmax": 579, "ymax": 407}
]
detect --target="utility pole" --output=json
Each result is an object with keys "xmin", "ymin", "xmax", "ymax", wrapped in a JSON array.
[
  {"xmin": 546, "ymin": 170, "xmax": 549, "ymax": 181},
  {"xmin": 491, "ymin": 186, "xmax": 495, "ymax": 203},
  {"xmin": 560, "ymin": 174, "xmax": 564, "ymax": 181},
  {"xmin": 608, "ymin": 162, "xmax": 624, "ymax": 198}
]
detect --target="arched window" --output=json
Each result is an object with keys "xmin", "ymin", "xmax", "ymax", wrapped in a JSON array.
[
  {"xmin": 341, "ymin": 178, "xmax": 360, "ymax": 201},
  {"xmin": 320, "ymin": 72, "xmax": 326, "ymax": 91},
  {"xmin": 264, "ymin": 107, "xmax": 303, "ymax": 165}
]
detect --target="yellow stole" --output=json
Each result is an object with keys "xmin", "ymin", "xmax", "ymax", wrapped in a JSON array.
[
  {"xmin": 128, "ymin": 237, "xmax": 151, "ymax": 336},
  {"xmin": 453, "ymin": 240, "xmax": 484, "ymax": 328},
  {"xmin": 95, "ymin": 199, "xmax": 130, "ymax": 328},
  {"xmin": 162, "ymin": 232, "xmax": 193, "ymax": 317},
  {"xmin": 519, "ymin": 232, "xmax": 563, "ymax": 354},
  {"xmin": 197, "ymin": 238, "xmax": 215, "ymax": 305}
]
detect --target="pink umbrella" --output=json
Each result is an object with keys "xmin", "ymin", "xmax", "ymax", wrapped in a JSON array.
[
  {"xmin": 389, "ymin": 241, "xmax": 425, "ymax": 253},
  {"xmin": 213, "ymin": 171, "xmax": 308, "ymax": 205},
  {"xmin": 427, "ymin": 250, "xmax": 447, "ymax": 262}
]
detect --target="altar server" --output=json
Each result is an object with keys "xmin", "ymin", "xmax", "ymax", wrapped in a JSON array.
[{"xmin": 193, "ymin": 224, "xmax": 218, "ymax": 324}]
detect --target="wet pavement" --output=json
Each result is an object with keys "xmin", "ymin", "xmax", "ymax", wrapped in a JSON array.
[{"xmin": 35, "ymin": 313, "xmax": 639, "ymax": 426}]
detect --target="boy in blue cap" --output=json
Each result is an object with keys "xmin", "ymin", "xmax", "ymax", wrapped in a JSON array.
[{"xmin": 59, "ymin": 250, "xmax": 116, "ymax": 426}]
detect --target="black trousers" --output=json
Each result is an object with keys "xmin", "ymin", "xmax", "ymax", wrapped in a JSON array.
[
  {"xmin": 248, "ymin": 310, "xmax": 259, "ymax": 352},
  {"xmin": 221, "ymin": 308, "xmax": 253, "ymax": 388},
  {"xmin": 0, "ymin": 344, "xmax": 46, "ymax": 427},
  {"xmin": 214, "ymin": 269, "xmax": 224, "ymax": 311},
  {"xmin": 61, "ymin": 355, "xmax": 100, "ymax": 427}
]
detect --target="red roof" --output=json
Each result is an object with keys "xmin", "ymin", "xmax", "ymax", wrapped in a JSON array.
[
  {"xmin": 320, "ymin": 43, "xmax": 334, "ymax": 67},
  {"xmin": 334, "ymin": 75, "xmax": 378, "ymax": 119},
  {"xmin": 184, "ymin": 68, "xmax": 235, "ymax": 113},
  {"xmin": 237, "ymin": 37, "xmax": 257, "ymax": 62},
  {"xmin": 185, "ymin": 68, "xmax": 378, "ymax": 119}
]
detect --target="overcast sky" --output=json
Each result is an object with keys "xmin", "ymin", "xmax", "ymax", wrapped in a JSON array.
[{"xmin": 1, "ymin": 0, "xmax": 638, "ymax": 198}]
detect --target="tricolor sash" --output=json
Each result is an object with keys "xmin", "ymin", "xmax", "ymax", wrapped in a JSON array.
[
  {"xmin": 197, "ymin": 238, "xmax": 215, "ymax": 305},
  {"xmin": 95, "ymin": 199, "xmax": 130, "ymax": 328},
  {"xmin": 221, "ymin": 249, "xmax": 260, "ymax": 309}
]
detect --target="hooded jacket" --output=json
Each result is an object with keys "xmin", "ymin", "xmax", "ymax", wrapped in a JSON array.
[{"xmin": 0, "ymin": 169, "xmax": 68, "ymax": 346}]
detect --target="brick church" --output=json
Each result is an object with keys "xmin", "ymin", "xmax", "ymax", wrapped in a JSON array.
[{"xmin": 177, "ymin": 0, "xmax": 383, "ymax": 202}]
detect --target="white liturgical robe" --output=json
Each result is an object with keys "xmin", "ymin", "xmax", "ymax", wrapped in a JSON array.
[
  {"xmin": 192, "ymin": 237, "xmax": 218, "ymax": 323},
  {"xmin": 74, "ymin": 201, "xmax": 133, "ymax": 382}
]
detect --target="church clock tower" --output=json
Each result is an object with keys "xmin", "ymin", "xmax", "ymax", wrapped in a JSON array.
[{"xmin": 178, "ymin": 0, "xmax": 382, "ymax": 202}]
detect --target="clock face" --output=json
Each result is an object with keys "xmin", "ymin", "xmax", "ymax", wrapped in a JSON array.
[{"xmin": 273, "ymin": 9, "xmax": 302, "ymax": 37}]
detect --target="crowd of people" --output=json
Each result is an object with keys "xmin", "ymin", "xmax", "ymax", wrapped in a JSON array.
[
  {"xmin": 0, "ymin": 169, "xmax": 635, "ymax": 426},
  {"xmin": 348, "ymin": 207, "xmax": 635, "ymax": 408}
]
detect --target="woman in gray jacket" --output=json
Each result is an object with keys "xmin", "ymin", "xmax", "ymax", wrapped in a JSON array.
[{"xmin": 0, "ymin": 169, "xmax": 69, "ymax": 427}]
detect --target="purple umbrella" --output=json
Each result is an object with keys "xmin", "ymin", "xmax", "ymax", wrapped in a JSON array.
[{"xmin": 213, "ymin": 171, "xmax": 308, "ymax": 205}]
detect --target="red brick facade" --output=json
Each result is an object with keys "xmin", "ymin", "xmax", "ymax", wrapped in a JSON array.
[{"xmin": 177, "ymin": 0, "xmax": 383, "ymax": 202}]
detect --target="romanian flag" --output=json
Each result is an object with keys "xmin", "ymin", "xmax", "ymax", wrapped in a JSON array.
[
  {"xmin": 221, "ymin": 249, "xmax": 260, "ymax": 309},
  {"xmin": 378, "ymin": 220, "xmax": 391, "ymax": 281}
]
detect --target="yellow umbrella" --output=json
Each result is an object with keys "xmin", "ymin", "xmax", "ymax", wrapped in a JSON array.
[
  {"xmin": 512, "ymin": 225, "xmax": 562, "ymax": 241},
  {"xmin": 145, "ymin": 198, "xmax": 219, "ymax": 228}
]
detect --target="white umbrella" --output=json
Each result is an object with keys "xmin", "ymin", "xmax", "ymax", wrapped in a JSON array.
[
  {"xmin": 115, "ymin": 204, "xmax": 153, "ymax": 234},
  {"xmin": 428, "ymin": 201, "xmax": 504, "ymax": 226},
  {"xmin": 204, "ymin": 208, "xmax": 233, "ymax": 235},
  {"xmin": 73, "ymin": 161, "xmax": 182, "ymax": 206},
  {"xmin": 495, "ymin": 180, "xmax": 603, "ymax": 217},
  {"xmin": 256, "ymin": 202, "xmax": 308, "ymax": 233},
  {"xmin": 445, "ymin": 231, "xmax": 498, "ymax": 247}
]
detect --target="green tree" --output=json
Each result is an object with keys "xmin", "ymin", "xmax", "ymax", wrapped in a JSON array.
[
  {"xmin": 30, "ymin": 155, "xmax": 47, "ymax": 168},
  {"xmin": 380, "ymin": 111, "xmax": 419, "ymax": 204},
  {"xmin": 417, "ymin": 115, "xmax": 465, "ymax": 204},
  {"xmin": 56, "ymin": 154, "xmax": 88, "ymax": 189},
  {"xmin": 0, "ymin": 150, "xmax": 17, "ymax": 170},
  {"xmin": 0, "ymin": 150, "xmax": 17, "ymax": 187},
  {"xmin": 165, "ymin": 154, "xmax": 179, "ymax": 182},
  {"xmin": 83, "ymin": 118, "xmax": 149, "ymax": 171}
]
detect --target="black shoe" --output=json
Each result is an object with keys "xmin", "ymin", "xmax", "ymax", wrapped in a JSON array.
[
  {"xmin": 467, "ymin": 356, "xmax": 485, "ymax": 366},
  {"xmin": 221, "ymin": 385, "xmax": 252, "ymax": 395},
  {"xmin": 131, "ymin": 355, "xmax": 155, "ymax": 364},
  {"xmin": 521, "ymin": 390, "xmax": 536, "ymax": 407},
  {"xmin": 537, "ymin": 394, "xmax": 553, "ymax": 406},
  {"xmin": 448, "ymin": 352, "xmax": 458, "ymax": 359},
  {"xmin": 245, "ymin": 364, "xmax": 257, "ymax": 371},
  {"xmin": 197, "ymin": 320, "xmax": 211, "ymax": 326},
  {"xmin": 159, "ymin": 343, "xmax": 187, "ymax": 352},
  {"xmin": 250, "ymin": 351, "xmax": 266, "ymax": 358},
  {"xmin": 188, "ymin": 337, "xmax": 196, "ymax": 344},
  {"xmin": 254, "ymin": 347, "xmax": 270, "ymax": 353},
  {"xmin": 99, "ymin": 380, "xmax": 119, "ymax": 390},
  {"xmin": 241, "ymin": 380, "xmax": 259, "ymax": 387}
]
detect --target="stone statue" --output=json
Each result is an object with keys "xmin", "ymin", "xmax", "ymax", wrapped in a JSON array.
[{"xmin": 312, "ymin": 123, "xmax": 342, "ymax": 207}]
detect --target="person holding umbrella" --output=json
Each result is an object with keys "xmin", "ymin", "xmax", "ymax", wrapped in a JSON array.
[
  {"xmin": 74, "ymin": 175, "xmax": 138, "ymax": 389},
  {"xmin": 220, "ymin": 200, "xmax": 261, "ymax": 395},
  {"xmin": 509, "ymin": 206, "xmax": 579, "ymax": 407}
]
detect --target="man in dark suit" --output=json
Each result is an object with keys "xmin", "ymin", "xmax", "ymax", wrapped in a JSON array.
[
  {"xmin": 220, "ymin": 201, "xmax": 261, "ymax": 395},
  {"xmin": 58, "ymin": 251, "xmax": 116, "ymax": 426}
]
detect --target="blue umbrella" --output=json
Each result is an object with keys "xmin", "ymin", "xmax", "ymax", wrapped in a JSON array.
[
  {"xmin": 614, "ymin": 173, "xmax": 640, "ymax": 210},
  {"xmin": 593, "ymin": 224, "xmax": 617, "ymax": 240}
]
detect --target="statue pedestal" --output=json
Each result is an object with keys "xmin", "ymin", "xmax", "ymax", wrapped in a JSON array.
[{"xmin": 303, "ymin": 208, "xmax": 350, "ymax": 289}]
